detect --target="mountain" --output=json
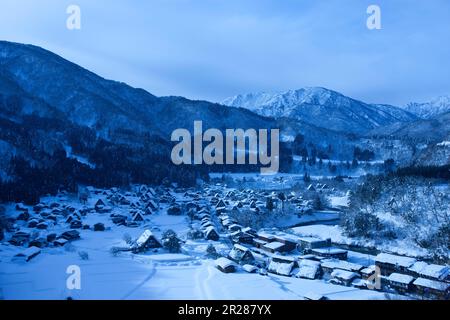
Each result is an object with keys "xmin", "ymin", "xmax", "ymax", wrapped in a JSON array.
[
  {"xmin": 0, "ymin": 41, "xmax": 274, "ymax": 140},
  {"xmin": 369, "ymin": 111, "xmax": 450, "ymax": 143},
  {"xmin": 0, "ymin": 41, "xmax": 281, "ymax": 201},
  {"xmin": 403, "ymin": 96, "xmax": 450, "ymax": 119},
  {"xmin": 222, "ymin": 87, "xmax": 417, "ymax": 134}
]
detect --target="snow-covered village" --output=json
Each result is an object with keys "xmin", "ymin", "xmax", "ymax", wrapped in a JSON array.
[
  {"xmin": 0, "ymin": 172, "xmax": 448, "ymax": 300},
  {"xmin": 1, "ymin": 1, "xmax": 450, "ymax": 304}
]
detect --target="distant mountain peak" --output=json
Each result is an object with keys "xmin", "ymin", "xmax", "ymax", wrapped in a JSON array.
[
  {"xmin": 222, "ymin": 87, "xmax": 417, "ymax": 134},
  {"xmin": 403, "ymin": 95, "xmax": 450, "ymax": 119}
]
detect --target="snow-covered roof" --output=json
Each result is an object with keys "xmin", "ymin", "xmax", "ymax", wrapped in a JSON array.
[
  {"xmin": 274, "ymin": 233, "xmax": 299, "ymax": 243},
  {"xmin": 298, "ymin": 236, "xmax": 323, "ymax": 243},
  {"xmin": 215, "ymin": 257, "xmax": 235, "ymax": 269},
  {"xmin": 257, "ymin": 232, "xmax": 275, "ymax": 240},
  {"xmin": 263, "ymin": 241, "xmax": 285, "ymax": 250},
  {"xmin": 409, "ymin": 262, "xmax": 449, "ymax": 280},
  {"xmin": 331, "ymin": 269, "xmax": 359, "ymax": 281},
  {"xmin": 321, "ymin": 259, "xmax": 363, "ymax": 272},
  {"xmin": 205, "ymin": 226, "xmax": 217, "ymax": 233},
  {"xmin": 387, "ymin": 273, "xmax": 414, "ymax": 284},
  {"xmin": 413, "ymin": 278, "xmax": 450, "ymax": 291},
  {"xmin": 233, "ymin": 244, "xmax": 250, "ymax": 252},
  {"xmin": 268, "ymin": 260, "xmax": 294, "ymax": 276},
  {"xmin": 242, "ymin": 264, "xmax": 258, "ymax": 273},
  {"xmin": 135, "ymin": 230, "xmax": 154, "ymax": 247},
  {"xmin": 296, "ymin": 260, "xmax": 320, "ymax": 279},
  {"xmin": 16, "ymin": 246, "xmax": 41, "ymax": 258},
  {"xmin": 375, "ymin": 253, "xmax": 416, "ymax": 268},
  {"xmin": 312, "ymin": 247, "xmax": 347, "ymax": 255},
  {"xmin": 360, "ymin": 265, "xmax": 376, "ymax": 275}
]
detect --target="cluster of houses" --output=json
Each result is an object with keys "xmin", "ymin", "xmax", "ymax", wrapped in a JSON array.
[
  {"xmin": 203, "ymin": 186, "xmax": 449, "ymax": 300},
  {"xmin": 2, "ymin": 184, "xmax": 170, "ymax": 261},
  {"xmin": 215, "ymin": 231, "xmax": 449, "ymax": 299}
]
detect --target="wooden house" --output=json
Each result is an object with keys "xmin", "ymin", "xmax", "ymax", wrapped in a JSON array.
[
  {"xmin": 375, "ymin": 253, "xmax": 416, "ymax": 276},
  {"xmin": 233, "ymin": 231, "xmax": 255, "ymax": 245},
  {"xmin": 13, "ymin": 246, "xmax": 41, "ymax": 262},
  {"xmin": 321, "ymin": 260, "xmax": 364, "ymax": 277},
  {"xmin": 132, "ymin": 230, "xmax": 162, "ymax": 253},
  {"xmin": 215, "ymin": 257, "xmax": 236, "ymax": 273},
  {"xmin": 228, "ymin": 244, "xmax": 255, "ymax": 265},
  {"xmin": 272, "ymin": 234, "xmax": 298, "ymax": 252},
  {"xmin": 360, "ymin": 265, "xmax": 377, "ymax": 280},
  {"xmin": 386, "ymin": 273, "xmax": 415, "ymax": 293},
  {"xmin": 295, "ymin": 259, "xmax": 322, "ymax": 280},
  {"xmin": 253, "ymin": 238, "xmax": 268, "ymax": 249},
  {"xmin": 204, "ymin": 226, "xmax": 219, "ymax": 241},
  {"xmin": 330, "ymin": 269, "xmax": 360, "ymax": 286},
  {"xmin": 298, "ymin": 237, "xmax": 331, "ymax": 252},
  {"xmin": 262, "ymin": 241, "xmax": 287, "ymax": 254},
  {"xmin": 311, "ymin": 247, "xmax": 348, "ymax": 260},
  {"xmin": 413, "ymin": 277, "xmax": 450, "ymax": 300},
  {"xmin": 131, "ymin": 211, "xmax": 145, "ymax": 222},
  {"xmin": 267, "ymin": 255, "xmax": 296, "ymax": 276},
  {"xmin": 408, "ymin": 261, "xmax": 450, "ymax": 282}
]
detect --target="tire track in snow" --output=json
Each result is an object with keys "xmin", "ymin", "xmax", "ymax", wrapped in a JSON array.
[{"xmin": 121, "ymin": 262, "xmax": 156, "ymax": 300}]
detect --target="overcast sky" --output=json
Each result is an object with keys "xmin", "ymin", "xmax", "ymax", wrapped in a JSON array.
[{"xmin": 0, "ymin": 0, "xmax": 449, "ymax": 105}]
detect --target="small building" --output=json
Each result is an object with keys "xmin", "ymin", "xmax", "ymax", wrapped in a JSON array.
[
  {"xmin": 375, "ymin": 253, "xmax": 416, "ymax": 276},
  {"xmin": 408, "ymin": 261, "xmax": 450, "ymax": 282},
  {"xmin": 228, "ymin": 244, "xmax": 255, "ymax": 265},
  {"xmin": 94, "ymin": 199, "xmax": 106, "ymax": 209},
  {"xmin": 296, "ymin": 259, "xmax": 321, "ymax": 280},
  {"xmin": 330, "ymin": 269, "xmax": 360, "ymax": 287},
  {"xmin": 29, "ymin": 238, "xmax": 48, "ymax": 248},
  {"xmin": 59, "ymin": 230, "xmax": 80, "ymax": 241},
  {"xmin": 204, "ymin": 226, "xmax": 219, "ymax": 241},
  {"xmin": 321, "ymin": 260, "xmax": 364, "ymax": 276},
  {"xmin": 272, "ymin": 234, "xmax": 298, "ymax": 252},
  {"xmin": 268, "ymin": 255, "xmax": 296, "ymax": 276},
  {"xmin": 386, "ymin": 273, "xmax": 415, "ymax": 293},
  {"xmin": 360, "ymin": 265, "xmax": 377, "ymax": 280},
  {"xmin": 215, "ymin": 199, "xmax": 226, "ymax": 209},
  {"xmin": 215, "ymin": 257, "xmax": 236, "ymax": 273},
  {"xmin": 413, "ymin": 277, "xmax": 450, "ymax": 300},
  {"xmin": 242, "ymin": 264, "xmax": 258, "ymax": 273},
  {"xmin": 132, "ymin": 230, "xmax": 162, "ymax": 253},
  {"xmin": 201, "ymin": 221, "xmax": 215, "ymax": 229},
  {"xmin": 311, "ymin": 247, "xmax": 348, "ymax": 260},
  {"xmin": 233, "ymin": 232, "xmax": 254, "ymax": 245},
  {"xmin": 253, "ymin": 238, "xmax": 268, "ymax": 249},
  {"xmin": 53, "ymin": 238, "xmax": 68, "ymax": 247},
  {"xmin": 131, "ymin": 211, "xmax": 145, "ymax": 222},
  {"xmin": 298, "ymin": 237, "xmax": 331, "ymax": 252},
  {"xmin": 256, "ymin": 232, "xmax": 275, "ymax": 243},
  {"xmin": 13, "ymin": 246, "xmax": 41, "ymax": 262},
  {"xmin": 262, "ymin": 241, "xmax": 286, "ymax": 254}
]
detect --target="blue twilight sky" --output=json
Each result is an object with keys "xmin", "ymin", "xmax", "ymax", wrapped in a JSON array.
[{"xmin": 0, "ymin": 0, "xmax": 449, "ymax": 106}]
